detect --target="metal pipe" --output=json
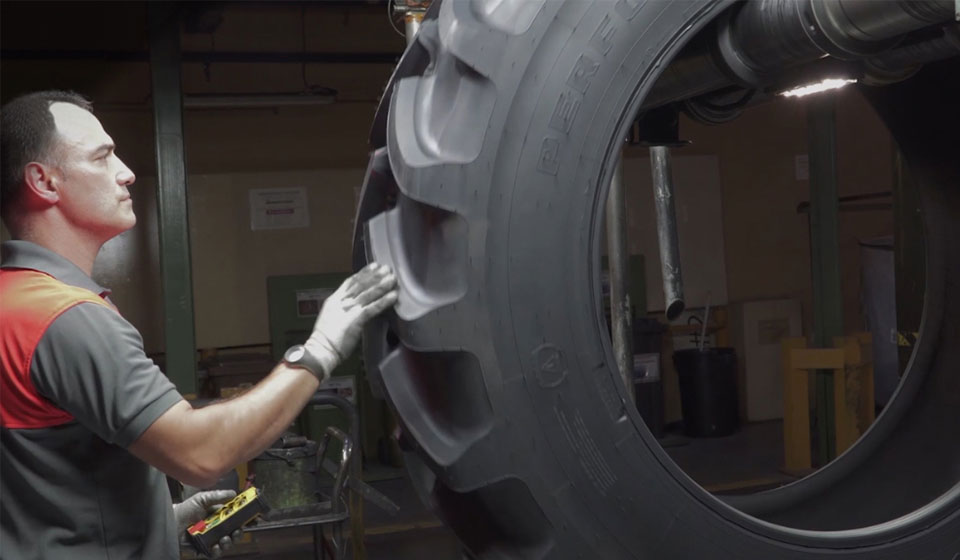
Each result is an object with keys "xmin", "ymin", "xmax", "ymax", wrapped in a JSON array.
[
  {"xmin": 726, "ymin": 0, "xmax": 953, "ymax": 79},
  {"xmin": 649, "ymin": 146, "xmax": 686, "ymax": 321},
  {"xmin": 404, "ymin": 10, "xmax": 423, "ymax": 41},
  {"xmin": 7, "ymin": 2, "xmax": 953, "ymax": 115},
  {"xmin": 641, "ymin": 0, "xmax": 955, "ymax": 112},
  {"xmin": 605, "ymin": 158, "xmax": 635, "ymax": 404},
  {"xmin": 868, "ymin": 24, "xmax": 960, "ymax": 70},
  {"xmin": 725, "ymin": 0, "xmax": 824, "ymax": 78},
  {"xmin": 307, "ymin": 393, "xmax": 361, "ymax": 560},
  {"xmin": 0, "ymin": 48, "xmax": 401, "ymax": 64},
  {"xmin": 307, "ymin": 394, "xmax": 360, "ymax": 457},
  {"xmin": 182, "ymin": 92, "xmax": 336, "ymax": 109},
  {"xmin": 819, "ymin": 0, "xmax": 952, "ymax": 44}
]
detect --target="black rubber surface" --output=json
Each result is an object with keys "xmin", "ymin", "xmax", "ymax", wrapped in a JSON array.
[{"xmin": 354, "ymin": 1, "xmax": 960, "ymax": 558}]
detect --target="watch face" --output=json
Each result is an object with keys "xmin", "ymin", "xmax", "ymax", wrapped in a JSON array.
[{"xmin": 287, "ymin": 346, "xmax": 305, "ymax": 362}]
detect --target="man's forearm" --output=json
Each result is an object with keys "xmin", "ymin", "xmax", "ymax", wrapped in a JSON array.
[
  {"xmin": 192, "ymin": 363, "xmax": 321, "ymax": 468},
  {"xmin": 130, "ymin": 363, "xmax": 320, "ymax": 487},
  {"xmin": 130, "ymin": 263, "xmax": 397, "ymax": 487}
]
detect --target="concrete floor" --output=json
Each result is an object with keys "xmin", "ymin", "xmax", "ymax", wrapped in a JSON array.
[
  {"xmin": 213, "ymin": 421, "xmax": 790, "ymax": 559},
  {"xmin": 665, "ymin": 420, "xmax": 796, "ymax": 492}
]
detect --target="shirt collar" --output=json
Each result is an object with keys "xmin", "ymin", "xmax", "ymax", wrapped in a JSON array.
[{"xmin": 1, "ymin": 240, "xmax": 111, "ymax": 297}]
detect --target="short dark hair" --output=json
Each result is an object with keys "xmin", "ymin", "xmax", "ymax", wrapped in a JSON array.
[{"xmin": 1, "ymin": 90, "xmax": 93, "ymax": 213}]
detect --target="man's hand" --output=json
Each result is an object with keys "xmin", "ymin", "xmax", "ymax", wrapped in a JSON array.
[
  {"xmin": 174, "ymin": 489, "xmax": 241, "ymax": 558},
  {"xmin": 305, "ymin": 263, "xmax": 398, "ymax": 378}
]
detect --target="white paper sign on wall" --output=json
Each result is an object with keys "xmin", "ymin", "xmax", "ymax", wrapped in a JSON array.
[{"xmin": 249, "ymin": 187, "xmax": 309, "ymax": 230}]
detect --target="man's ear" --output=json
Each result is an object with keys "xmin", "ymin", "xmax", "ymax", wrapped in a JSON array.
[{"xmin": 23, "ymin": 162, "xmax": 60, "ymax": 206}]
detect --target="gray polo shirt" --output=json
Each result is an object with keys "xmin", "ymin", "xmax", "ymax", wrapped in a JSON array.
[{"xmin": 1, "ymin": 240, "xmax": 184, "ymax": 560}]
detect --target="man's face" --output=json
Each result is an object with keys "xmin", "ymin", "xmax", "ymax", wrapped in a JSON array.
[{"xmin": 48, "ymin": 102, "xmax": 136, "ymax": 241}]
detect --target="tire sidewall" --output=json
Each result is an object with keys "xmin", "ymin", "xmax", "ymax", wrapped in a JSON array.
[{"xmin": 439, "ymin": 1, "xmax": 960, "ymax": 558}]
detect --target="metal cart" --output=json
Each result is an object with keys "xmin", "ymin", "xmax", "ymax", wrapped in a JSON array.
[{"xmin": 245, "ymin": 394, "xmax": 398, "ymax": 560}]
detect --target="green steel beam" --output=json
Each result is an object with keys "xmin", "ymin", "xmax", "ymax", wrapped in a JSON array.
[
  {"xmin": 148, "ymin": 2, "xmax": 197, "ymax": 395},
  {"xmin": 892, "ymin": 148, "xmax": 924, "ymax": 373},
  {"xmin": 807, "ymin": 95, "xmax": 843, "ymax": 465}
]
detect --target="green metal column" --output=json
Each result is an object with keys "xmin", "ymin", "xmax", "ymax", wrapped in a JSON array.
[
  {"xmin": 807, "ymin": 95, "xmax": 843, "ymax": 464},
  {"xmin": 148, "ymin": 2, "xmax": 197, "ymax": 395},
  {"xmin": 892, "ymin": 148, "xmax": 924, "ymax": 372}
]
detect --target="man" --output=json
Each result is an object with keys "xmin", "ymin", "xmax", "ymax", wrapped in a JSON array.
[{"xmin": 0, "ymin": 90, "xmax": 398, "ymax": 559}]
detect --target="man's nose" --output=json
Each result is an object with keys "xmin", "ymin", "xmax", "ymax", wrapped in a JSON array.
[{"xmin": 116, "ymin": 158, "xmax": 136, "ymax": 186}]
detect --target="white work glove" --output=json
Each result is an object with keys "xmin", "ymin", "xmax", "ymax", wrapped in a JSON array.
[
  {"xmin": 305, "ymin": 263, "xmax": 398, "ymax": 378},
  {"xmin": 174, "ymin": 489, "xmax": 241, "ymax": 558}
]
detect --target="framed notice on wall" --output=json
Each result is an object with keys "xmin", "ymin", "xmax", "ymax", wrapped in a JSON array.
[
  {"xmin": 249, "ymin": 187, "xmax": 309, "ymax": 230},
  {"xmin": 295, "ymin": 288, "xmax": 333, "ymax": 318}
]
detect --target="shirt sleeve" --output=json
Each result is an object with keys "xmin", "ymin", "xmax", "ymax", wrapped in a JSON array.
[{"xmin": 30, "ymin": 302, "xmax": 183, "ymax": 448}]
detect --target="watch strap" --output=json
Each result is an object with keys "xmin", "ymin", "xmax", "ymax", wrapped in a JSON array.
[{"xmin": 283, "ymin": 344, "xmax": 327, "ymax": 380}]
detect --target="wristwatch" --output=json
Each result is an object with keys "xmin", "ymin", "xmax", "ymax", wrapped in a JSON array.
[{"xmin": 283, "ymin": 344, "xmax": 326, "ymax": 380}]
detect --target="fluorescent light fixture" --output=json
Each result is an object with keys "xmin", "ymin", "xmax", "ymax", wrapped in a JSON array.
[
  {"xmin": 183, "ymin": 92, "xmax": 336, "ymax": 109},
  {"xmin": 779, "ymin": 78, "xmax": 857, "ymax": 98}
]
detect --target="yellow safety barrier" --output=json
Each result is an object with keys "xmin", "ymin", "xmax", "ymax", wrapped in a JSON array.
[{"xmin": 782, "ymin": 334, "xmax": 875, "ymax": 474}]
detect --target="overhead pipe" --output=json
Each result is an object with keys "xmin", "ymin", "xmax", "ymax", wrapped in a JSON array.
[
  {"xmin": 864, "ymin": 23, "xmax": 960, "ymax": 83},
  {"xmin": 0, "ymin": 48, "xmax": 401, "ymax": 64},
  {"xmin": 720, "ymin": 0, "xmax": 952, "ymax": 80},
  {"xmin": 4, "ymin": 2, "xmax": 952, "ymax": 113},
  {"xmin": 649, "ymin": 146, "xmax": 686, "ymax": 321},
  {"xmin": 641, "ymin": 0, "xmax": 956, "ymax": 112},
  {"xmin": 393, "ymin": 0, "xmax": 428, "ymax": 38}
]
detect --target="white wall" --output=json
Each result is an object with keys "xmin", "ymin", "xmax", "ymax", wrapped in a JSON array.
[
  {"xmin": 188, "ymin": 168, "xmax": 363, "ymax": 349},
  {"xmin": 85, "ymin": 169, "xmax": 365, "ymax": 354}
]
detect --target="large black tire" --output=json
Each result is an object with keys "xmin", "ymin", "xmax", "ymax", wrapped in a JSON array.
[{"xmin": 354, "ymin": 1, "xmax": 960, "ymax": 558}]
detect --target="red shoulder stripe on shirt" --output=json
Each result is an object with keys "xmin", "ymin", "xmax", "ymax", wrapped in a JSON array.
[{"xmin": 1, "ymin": 269, "xmax": 113, "ymax": 429}]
